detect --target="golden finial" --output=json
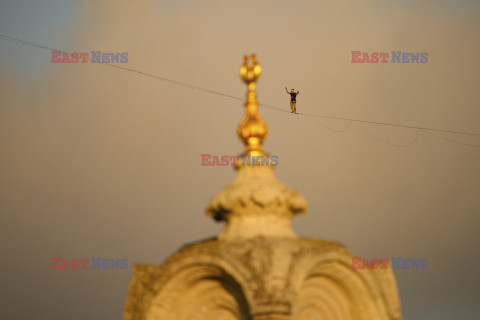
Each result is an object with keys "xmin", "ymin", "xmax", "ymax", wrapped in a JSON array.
[{"xmin": 238, "ymin": 54, "xmax": 268, "ymax": 157}]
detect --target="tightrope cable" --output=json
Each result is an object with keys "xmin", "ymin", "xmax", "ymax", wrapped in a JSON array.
[{"xmin": 1, "ymin": 33, "xmax": 479, "ymax": 149}]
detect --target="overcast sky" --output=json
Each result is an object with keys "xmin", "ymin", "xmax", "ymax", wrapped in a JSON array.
[{"xmin": 1, "ymin": 1, "xmax": 479, "ymax": 319}]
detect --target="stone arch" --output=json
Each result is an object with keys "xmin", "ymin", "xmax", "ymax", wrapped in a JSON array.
[
  {"xmin": 144, "ymin": 263, "xmax": 251, "ymax": 320},
  {"xmin": 291, "ymin": 253, "xmax": 399, "ymax": 320}
]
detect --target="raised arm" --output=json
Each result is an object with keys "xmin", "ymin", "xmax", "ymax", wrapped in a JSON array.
[
  {"xmin": 285, "ymin": 87, "xmax": 289, "ymax": 93},
  {"xmin": 296, "ymin": 91, "xmax": 300, "ymax": 95}
]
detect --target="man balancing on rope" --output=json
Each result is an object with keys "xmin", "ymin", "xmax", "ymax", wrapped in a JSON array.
[{"xmin": 285, "ymin": 87, "xmax": 300, "ymax": 113}]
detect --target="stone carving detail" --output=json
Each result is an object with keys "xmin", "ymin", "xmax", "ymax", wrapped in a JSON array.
[{"xmin": 207, "ymin": 166, "xmax": 307, "ymax": 240}]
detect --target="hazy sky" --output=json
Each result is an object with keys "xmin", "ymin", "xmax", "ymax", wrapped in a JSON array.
[{"xmin": 1, "ymin": 1, "xmax": 479, "ymax": 319}]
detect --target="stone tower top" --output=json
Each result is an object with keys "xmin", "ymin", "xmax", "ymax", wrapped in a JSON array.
[{"xmin": 124, "ymin": 55, "xmax": 403, "ymax": 320}]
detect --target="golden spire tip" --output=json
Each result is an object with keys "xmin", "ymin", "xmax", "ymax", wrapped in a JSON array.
[{"xmin": 237, "ymin": 54, "xmax": 267, "ymax": 157}]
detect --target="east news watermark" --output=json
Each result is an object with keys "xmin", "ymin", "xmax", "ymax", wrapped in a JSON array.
[
  {"xmin": 51, "ymin": 51, "xmax": 128, "ymax": 63},
  {"xmin": 351, "ymin": 51, "xmax": 429, "ymax": 63},
  {"xmin": 352, "ymin": 257, "xmax": 429, "ymax": 270},
  {"xmin": 51, "ymin": 257, "xmax": 128, "ymax": 270},
  {"xmin": 201, "ymin": 154, "xmax": 279, "ymax": 167}
]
